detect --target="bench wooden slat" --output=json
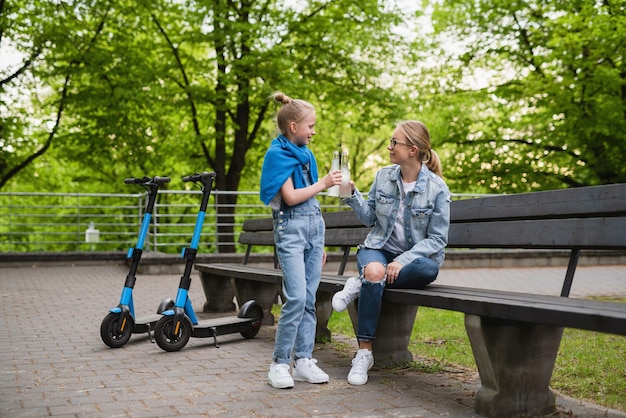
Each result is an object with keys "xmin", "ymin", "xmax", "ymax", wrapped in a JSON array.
[
  {"xmin": 239, "ymin": 226, "xmax": 371, "ymax": 248},
  {"xmin": 241, "ymin": 218, "xmax": 274, "ymax": 232},
  {"xmin": 238, "ymin": 231, "xmax": 275, "ymax": 246},
  {"xmin": 324, "ymin": 227, "xmax": 370, "ymax": 247},
  {"xmin": 452, "ymin": 183, "xmax": 626, "ymax": 222},
  {"xmin": 323, "ymin": 210, "xmax": 364, "ymax": 228},
  {"xmin": 448, "ymin": 217, "xmax": 626, "ymax": 249},
  {"xmin": 197, "ymin": 263, "xmax": 282, "ymax": 284},
  {"xmin": 242, "ymin": 211, "xmax": 365, "ymax": 231},
  {"xmin": 383, "ymin": 285, "xmax": 626, "ymax": 336},
  {"xmin": 196, "ymin": 263, "xmax": 350, "ymax": 292},
  {"xmin": 242, "ymin": 210, "xmax": 365, "ymax": 232},
  {"xmin": 384, "ymin": 284, "xmax": 626, "ymax": 311}
]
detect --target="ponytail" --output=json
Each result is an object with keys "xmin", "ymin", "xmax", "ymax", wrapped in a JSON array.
[{"xmin": 425, "ymin": 149, "xmax": 442, "ymax": 178}]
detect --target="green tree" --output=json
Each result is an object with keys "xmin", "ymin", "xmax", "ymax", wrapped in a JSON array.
[
  {"xmin": 144, "ymin": 0, "xmax": 414, "ymax": 251},
  {"xmin": 424, "ymin": 0, "xmax": 626, "ymax": 192},
  {"xmin": 0, "ymin": 0, "xmax": 101, "ymax": 189},
  {"xmin": 2, "ymin": 0, "xmax": 417, "ymax": 251}
]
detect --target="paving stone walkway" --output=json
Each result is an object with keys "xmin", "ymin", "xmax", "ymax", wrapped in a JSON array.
[{"xmin": 1, "ymin": 263, "xmax": 625, "ymax": 417}]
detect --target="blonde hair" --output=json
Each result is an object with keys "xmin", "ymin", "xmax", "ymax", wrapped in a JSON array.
[
  {"xmin": 397, "ymin": 120, "xmax": 443, "ymax": 178},
  {"xmin": 271, "ymin": 92, "xmax": 315, "ymax": 136}
]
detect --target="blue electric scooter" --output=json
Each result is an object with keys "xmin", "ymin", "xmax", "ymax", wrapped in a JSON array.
[
  {"xmin": 154, "ymin": 171, "xmax": 262, "ymax": 352},
  {"xmin": 100, "ymin": 175, "xmax": 173, "ymax": 348}
]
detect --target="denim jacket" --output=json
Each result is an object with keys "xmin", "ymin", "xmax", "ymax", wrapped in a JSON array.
[{"xmin": 343, "ymin": 164, "xmax": 451, "ymax": 267}]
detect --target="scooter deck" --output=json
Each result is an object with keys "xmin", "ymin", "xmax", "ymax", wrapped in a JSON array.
[
  {"xmin": 192, "ymin": 316, "xmax": 254, "ymax": 338},
  {"xmin": 133, "ymin": 313, "xmax": 162, "ymax": 333}
]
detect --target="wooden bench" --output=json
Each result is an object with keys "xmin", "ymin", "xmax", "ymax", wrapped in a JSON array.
[{"xmin": 196, "ymin": 183, "xmax": 626, "ymax": 417}]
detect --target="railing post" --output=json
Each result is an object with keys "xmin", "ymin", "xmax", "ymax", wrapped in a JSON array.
[
  {"xmin": 213, "ymin": 190, "xmax": 219, "ymax": 252},
  {"xmin": 77, "ymin": 194, "xmax": 83, "ymax": 251},
  {"xmin": 8, "ymin": 193, "xmax": 13, "ymax": 252}
]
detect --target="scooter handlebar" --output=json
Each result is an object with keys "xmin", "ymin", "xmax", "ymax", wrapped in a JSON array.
[
  {"xmin": 183, "ymin": 171, "xmax": 216, "ymax": 185},
  {"xmin": 124, "ymin": 176, "xmax": 171, "ymax": 185},
  {"xmin": 124, "ymin": 177, "xmax": 150, "ymax": 184},
  {"xmin": 153, "ymin": 176, "xmax": 171, "ymax": 185}
]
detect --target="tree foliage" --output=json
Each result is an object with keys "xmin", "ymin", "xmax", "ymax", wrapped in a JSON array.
[
  {"xmin": 2, "ymin": 0, "xmax": 416, "ymax": 250},
  {"xmin": 424, "ymin": 0, "xmax": 626, "ymax": 192},
  {"xmin": 3, "ymin": 0, "xmax": 625, "ymax": 246}
]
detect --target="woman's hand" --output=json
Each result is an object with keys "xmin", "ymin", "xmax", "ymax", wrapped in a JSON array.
[{"xmin": 385, "ymin": 261, "xmax": 403, "ymax": 284}]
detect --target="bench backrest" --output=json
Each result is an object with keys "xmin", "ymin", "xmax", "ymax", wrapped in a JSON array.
[
  {"xmin": 449, "ymin": 183, "xmax": 626, "ymax": 249},
  {"xmin": 238, "ymin": 211, "xmax": 369, "ymax": 270},
  {"xmin": 238, "ymin": 184, "xmax": 626, "ymax": 277},
  {"xmin": 449, "ymin": 183, "xmax": 625, "ymax": 296},
  {"xmin": 239, "ymin": 211, "xmax": 368, "ymax": 242}
]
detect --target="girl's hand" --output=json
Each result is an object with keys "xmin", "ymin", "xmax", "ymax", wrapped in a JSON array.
[
  {"xmin": 323, "ymin": 169, "xmax": 342, "ymax": 189},
  {"xmin": 322, "ymin": 251, "xmax": 327, "ymax": 266}
]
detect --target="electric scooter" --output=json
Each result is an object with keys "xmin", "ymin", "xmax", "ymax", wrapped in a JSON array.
[
  {"xmin": 100, "ymin": 175, "xmax": 173, "ymax": 348},
  {"xmin": 154, "ymin": 171, "xmax": 263, "ymax": 352}
]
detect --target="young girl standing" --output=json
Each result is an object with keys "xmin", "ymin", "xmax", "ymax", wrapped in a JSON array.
[{"xmin": 260, "ymin": 92, "xmax": 342, "ymax": 389}]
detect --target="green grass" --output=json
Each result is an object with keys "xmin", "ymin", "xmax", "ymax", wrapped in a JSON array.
[{"xmin": 326, "ymin": 298, "xmax": 626, "ymax": 412}]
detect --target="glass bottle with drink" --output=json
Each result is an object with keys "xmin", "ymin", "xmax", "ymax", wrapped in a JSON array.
[
  {"xmin": 327, "ymin": 151, "xmax": 340, "ymax": 197},
  {"xmin": 339, "ymin": 150, "xmax": 351, "ymax": 198}
]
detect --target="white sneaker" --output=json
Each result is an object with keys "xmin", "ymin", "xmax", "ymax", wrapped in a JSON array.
[
  {"xmin": 292, "ymin": 358, "xmax": 329, "ymax": 384},
  {"xmin": 332, "ymin": 276, "xmax": 362, "ymax": 312},
  {"xmin": 268, "ymin": 362, "xmax": 294, "ymax": 389},
  {"xmin": 348, "ymin": 349, "xmax": 374, "ymax": 385}
]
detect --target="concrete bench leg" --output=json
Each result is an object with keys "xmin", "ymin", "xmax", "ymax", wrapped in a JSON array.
[
  {"xmin": 199, "ymin": 272, "xmax": 237, "ymax": 313},
  {"xmin": 233, "ymin": 278, "xmax": 279, "ymax": 326},
  {"xmin": 315, "ymin": 290, "xmax": 333, "ymax": 343},
  {"xmin": 465, "ymin": 314, "xmax": 564, "ymax": 418},
  {"xmin": 348, "ymin": 301, "xmax": 417, "ymax": 366}
]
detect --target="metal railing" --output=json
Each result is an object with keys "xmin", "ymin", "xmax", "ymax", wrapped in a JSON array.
[{"xmin": 0, "ymin": 190, "xmax": 490, "ymax": 254}]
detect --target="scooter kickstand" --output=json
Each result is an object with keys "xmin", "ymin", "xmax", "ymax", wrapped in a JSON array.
[
  {"xmin": 148, "ymin": 325, "xmax": 155, "ymax": 343},
  {"xmin": 211, "ymin": 327, "xmax": 219, "ymax": 348}
]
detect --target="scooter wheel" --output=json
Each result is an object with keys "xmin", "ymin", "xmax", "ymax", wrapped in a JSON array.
[
  {"xmin": 240, "ymin": 304, "xmax": 263, "ymax": 339},
  {"xmin": 154, "ymin": 316, "xmax": 191, "ymax": 352},
  {"xmin": 100, "ymin": 312, "xmax": 133, "ymax": 348}
]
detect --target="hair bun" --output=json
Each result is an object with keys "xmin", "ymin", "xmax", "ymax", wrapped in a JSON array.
[{"xmin": 274, "ymin": 92, "xmax": 292, "ymax": 105}]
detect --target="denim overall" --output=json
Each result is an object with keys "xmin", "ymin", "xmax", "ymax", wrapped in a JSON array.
[{"xmin": 271, "ymin": 164, "xmax": 325, "ymax": 364}]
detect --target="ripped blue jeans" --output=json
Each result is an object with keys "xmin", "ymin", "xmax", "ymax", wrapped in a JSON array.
[{"xmin": 355, "ymin": 246, "xmax": 439, "ymax": 341}]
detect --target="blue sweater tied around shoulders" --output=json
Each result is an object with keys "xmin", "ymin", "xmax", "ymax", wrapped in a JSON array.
[{"xmin": 260, "ymin": 135, "xmax": 319, "ymax": 205}]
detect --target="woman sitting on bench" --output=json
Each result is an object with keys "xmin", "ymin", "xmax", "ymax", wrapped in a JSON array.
[{"xmin": 332, "ymin": 120, "xmax": 451, "ymax": 385}]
